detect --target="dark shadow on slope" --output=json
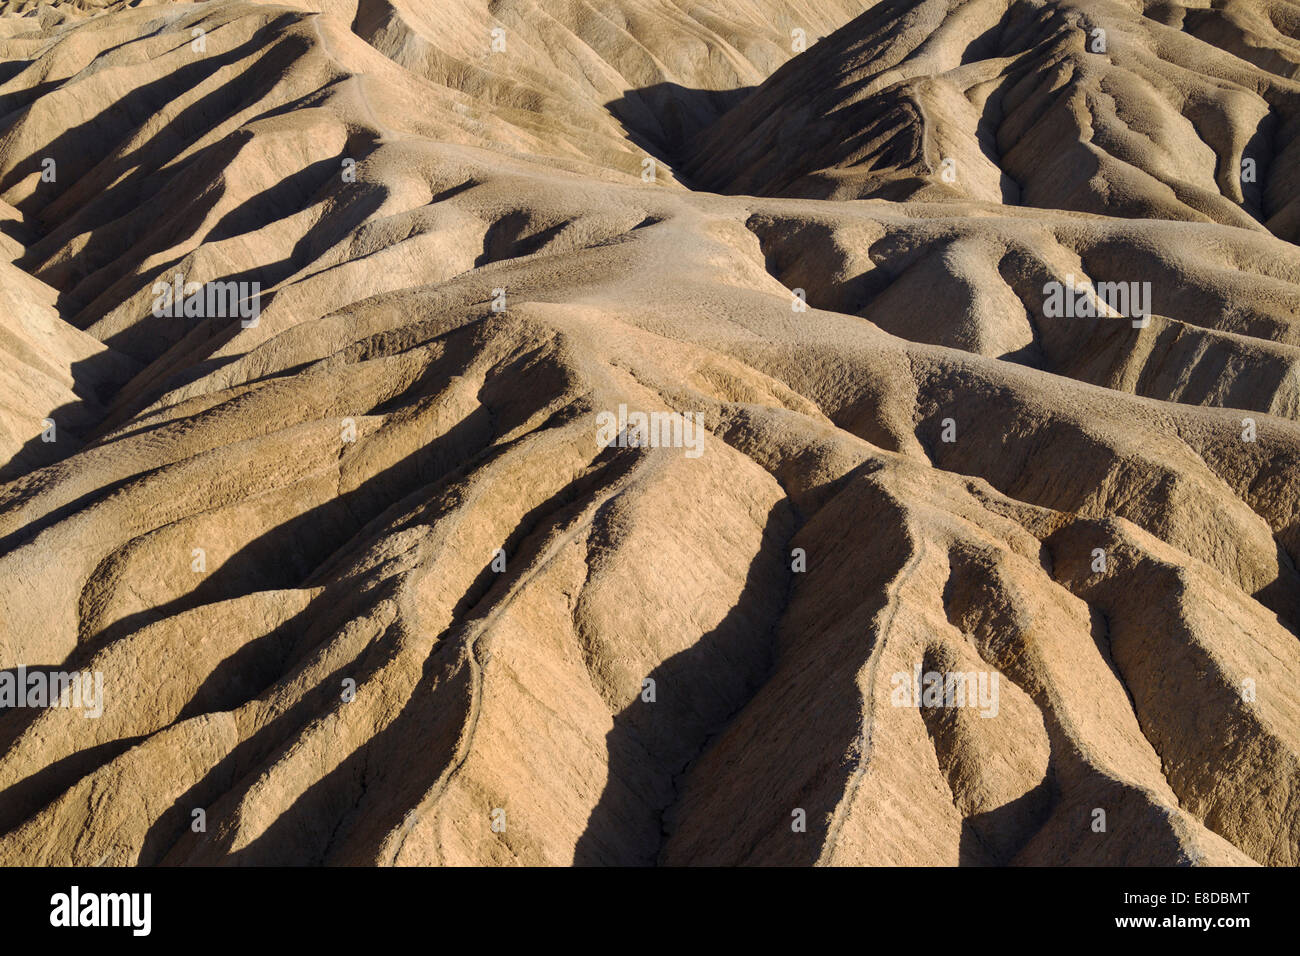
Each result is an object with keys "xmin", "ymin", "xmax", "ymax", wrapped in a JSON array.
[
  {"xmin": 0, "ymin": 399, "xmax": 500, "ymax": 841},
  {"xmin": 77, "ymin": 404, "xmax": 496, "ymax": 658},
  {"xmin": 975, "ymin": 80, "xmax": 1024, "ymax": 205},
  {"xmin": 958, "ymin": 777, "xmax": 1054, "ymax": 865},
  {"xmin": 474, "ymin": 212, "xmax": 573, "ymax": 268},
  {"xmin": 162, "ymin": 446, "xmax": 643, "ymax": 865},
  {"xmin": 205, "ymin": 155, "xmax": 345, "ymax": 243},
  {"xmin": 0, "ymin": 339, "xmax": 144, "ymax": 482},
  {"xmin": 0, "ymin": 734, "xmax": 146, "ymax": 837},
  {"xmin": 603, "ymin": 81, "xmax": 755, "ymax": 186},
  {"xmin": 141, "ymin": 597, "xmax": 401, "ymax": 864},
  {"xmin": 77, "ymin": 181, "xmax": 389, "ymax": 437},
  {"xmin": 0, "ymin": 401, "xmax": 96, "ymax": 483},
  {"xmin": 573, "ymin": 498, "xmax": 794, "ymax": 866},
  {"xmin": 0, "ymin": 15, "xmax": 308, "ymax": 204}
]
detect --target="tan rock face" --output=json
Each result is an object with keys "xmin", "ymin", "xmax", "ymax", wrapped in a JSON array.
[{"xmin": 0, "ymin": 0, "xmax": 1295, "ymax": 866}]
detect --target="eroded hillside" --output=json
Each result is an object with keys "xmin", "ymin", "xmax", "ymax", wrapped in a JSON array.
[{"xmin": 0, "ymin": 0, "xmax": 1296, "ymax": 866}]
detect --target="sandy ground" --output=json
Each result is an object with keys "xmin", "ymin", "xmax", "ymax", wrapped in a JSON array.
[{"xmin": 0, "ymin": 0, "xmax": 1296, "ymax": 865}]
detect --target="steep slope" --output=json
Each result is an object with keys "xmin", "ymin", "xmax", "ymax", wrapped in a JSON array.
[
  {"xmin": 0, "ymin": 0, "xmax": 1296, "ymax": 867},
  {"xmin": 687, "ymin": 0, "xmax": 1300, "ymax": 241}
]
